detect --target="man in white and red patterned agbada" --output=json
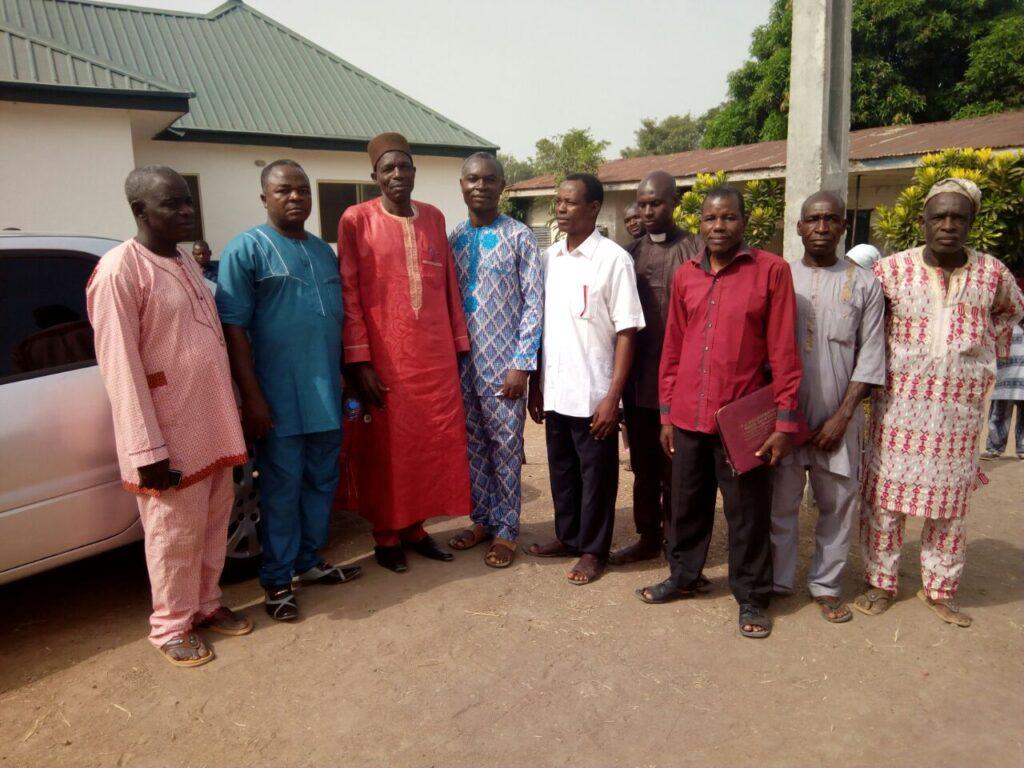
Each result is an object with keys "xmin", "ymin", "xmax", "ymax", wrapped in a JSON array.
[
  {"xmin": 854, "ymin": 178, "xmax": 1024, "ymax": 627},
  {"xmin": 86, "ymin": 166, "xmax": 251, "ymax": 667}
]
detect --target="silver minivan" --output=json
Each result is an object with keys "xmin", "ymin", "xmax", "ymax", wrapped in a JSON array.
[{"xmin": 0, "ymin": 233, "xmax": 260, "ymax": 585}]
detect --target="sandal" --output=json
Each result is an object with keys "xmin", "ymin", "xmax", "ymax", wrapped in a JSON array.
[
  {"xmin": 813, "ymin": 595, "xmax": 853, "ymax": 624},
  {"xmin": 852, "ymin": 587, "xmax": 894, "ymax": 616},
  {"xmin": 484, "ymin": 539, "xmax": 517, "ymax": 569},
  {"xmin": 264, "ymin": 586, "xmax": 299, "ymax": 621},
  {"xmin": 158, "ymin": 631, "xmax": 214, "ymax": 668},
  {"xmin": 527, "ymin": 539, "xmax": 580, "ymax": 558},
  {"xmin": 917, "ymin": 590, "xmax": 972, "ymax": 628},
  {"xmin": 194, "ymin": 606, "xmax": 253, "ymax": 636},
  {"xmin": 738, "ymin": 603, "xmax": 772, "ymax": 639},
  {"xmin": 567, "ymin": 554, "xmax": 605, "ymax": 585},
  {"xmin": 449, "ymin": 524, "xmax": 491, "ymax": 551},
  {"xmin": 297, "ymin": 561, "xmax": 362, "ymax": 585},
  {"xmin": 636, "ymin": 575, "xmax": 710, "ymax": 604},
  {"xmin": 608, "ymin": 539, "xmax": 662, "ymax": 566}
]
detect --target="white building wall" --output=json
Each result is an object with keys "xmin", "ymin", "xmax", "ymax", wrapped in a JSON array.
[
  {"xmin": 133, "ymin": 139, "xmax": 469, "ymax": 252},
  {"xmin": 0, "ymin": 102, "xmax": 136, "ymax": 238}
]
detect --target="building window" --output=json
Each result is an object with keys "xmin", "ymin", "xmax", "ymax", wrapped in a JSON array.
[
  {"xmin": 845, "ymin": 209, "xmax": 872, "ymax": 251},
  {"xmin": 180, "ymin": 174, "xmax": 205, "ymax": 243},
  {"xmin": 318, "ymin": 182, "xmax": 381, "ymax": 243},
  {"xmin": 531, "ymin": 226, "xmax": 552, "ymax": 250}
]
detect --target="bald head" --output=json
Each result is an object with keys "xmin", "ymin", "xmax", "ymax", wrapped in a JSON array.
[
  {"xmin": 800, "ymin": 190, "xmax": 845, "ymax": 219},
  {"xmin": 636, "ymin": 170, "xmax": 680, "ymax": 236},
  {"xmin": 637, "ymin": 170, "xmax": 678, "ymax": 200}
]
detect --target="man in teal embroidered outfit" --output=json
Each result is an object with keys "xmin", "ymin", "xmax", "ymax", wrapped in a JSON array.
[{"xmin": 217, "ymin": 159, "xmax": 359, "ymax": 622}]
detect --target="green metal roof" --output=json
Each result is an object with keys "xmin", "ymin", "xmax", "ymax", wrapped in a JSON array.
[{"xmin": 0, "ymin": 0, "xmax": 497, "ymax": 153}]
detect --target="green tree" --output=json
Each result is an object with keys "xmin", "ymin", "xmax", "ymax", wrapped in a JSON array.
[
  {"xmin": 532, "ymin": 128, "xmax": 609, "ymax": 183},
  {"xmin": 620, "ymin": 114, "xmax": 708, "ymax": 158},
  {"xmin": 701, "ymin": 0, "xmax": 1024, "ymax": 149},
  {"xmin": 873, "ymin": 147, "xmax": 1024, "ymax": 270},
  {"xmin": 497, "ymin": 152, "xmax": 538, "ymax": 185}
]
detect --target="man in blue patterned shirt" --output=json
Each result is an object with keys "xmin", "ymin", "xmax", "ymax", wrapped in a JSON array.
[{"xmin": 447, "ymin": 153, "xmax": 544, "ymax": 568}]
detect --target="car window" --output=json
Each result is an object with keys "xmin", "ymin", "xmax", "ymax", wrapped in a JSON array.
[{"xmin": 0, "ymin": 251, "xmax": 98, "ymax": 384}]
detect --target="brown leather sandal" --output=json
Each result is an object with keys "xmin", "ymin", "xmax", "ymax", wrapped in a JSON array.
[
  {"xmin": 567, "ymin": 554, "xmax": 605, "ymax": 585},
  {"xmin": 448, "ymin": 524, "xmax": 491, "ymax": 551},
  {"xmin": 917, "ymin": 590, "xmax": 972, "ymax": 627},
  {"xmin": 484, "ymin": 539, "xmax": 517, "ymax": 569},
  {"xmin": 158, "ymin": 631, "xmax": 214, "ymax": 668},
  {"xmin": 852, "ymin": 587, "xmax": 895, "ymax": 616}
]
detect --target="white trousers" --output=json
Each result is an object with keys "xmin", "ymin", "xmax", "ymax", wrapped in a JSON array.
[{"xmin": 770, "ymin": 464, "xmax": 859, "ymax": 598}]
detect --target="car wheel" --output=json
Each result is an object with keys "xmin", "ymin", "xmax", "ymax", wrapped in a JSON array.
[{"xmin": 225, "ymin": 460, "xmax": 261, "ymax": 570}]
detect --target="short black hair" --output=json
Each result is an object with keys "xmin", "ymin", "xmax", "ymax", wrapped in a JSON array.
[
  {"xmin": 260, "ymin": 159, "xmax": 305, "ymax": 190},
  {"xmin": 564, "ymin": 172, "xmax": 604, "ymax": 205},
  {"xmin": 461, "ymin": 152, "xmax": 504, "ymax": 180},
  {"xmin": 703, "ymin": 185, "xmax": 745, "ymax": 219}
]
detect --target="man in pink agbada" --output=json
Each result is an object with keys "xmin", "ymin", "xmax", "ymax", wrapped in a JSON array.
[{"xmin": 86, "ymin": 166, "xmax": 252, "ymax": 667}]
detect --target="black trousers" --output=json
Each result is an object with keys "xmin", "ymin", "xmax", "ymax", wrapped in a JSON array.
[
  {"xmin": 623, "ymin": 404, "xmax": 671, "ymax": 545},
  {"xmin": 665, "ymin": 427, "xmax": 773, "ymax": 608},
  {"xmin": 545, "ymin": 411, "xmax": 619, "ymax": 558}
]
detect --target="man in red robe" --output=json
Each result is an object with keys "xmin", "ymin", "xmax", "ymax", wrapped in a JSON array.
[{"xmin": 338, "ymin": 132, "xmax": 472, "ymax": 572}]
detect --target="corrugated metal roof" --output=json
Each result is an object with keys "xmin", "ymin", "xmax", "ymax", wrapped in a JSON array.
[
  {"xmin": 0, "ymin": 0, "xmax": 496, "ymax": 151},
  {"xmin": 509, "ymin": 110, "xmax": 1024, "ymax": 192},
  {"xmin": 0, "ymin": 19, "xmax": 180, "ymax": 90}
]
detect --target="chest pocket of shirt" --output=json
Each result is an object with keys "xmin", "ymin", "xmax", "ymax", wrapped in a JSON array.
[
  {"xmin": 419, "ymin": 241, "xmax": 446, "ymax": 290},
  {"xmin": 826, "ymin": 306, "xmax": 859, "ymax": 347},
  {"xmin": 570, "ymin": 281, "xmax": 592, "ymax": 320},
  {"xmin": 947, "ymin": 302, "xmax": 989, "ymax": 356}
]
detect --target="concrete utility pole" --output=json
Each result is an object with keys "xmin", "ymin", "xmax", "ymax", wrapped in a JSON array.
[{"xmin": 782, "ymin": 0, "xmax": 852, "ymax": 261}]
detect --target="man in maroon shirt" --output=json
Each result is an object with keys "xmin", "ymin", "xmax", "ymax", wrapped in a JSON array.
[{"xmin": 637, "ymin": 186, "xmax": 801, "ymax": 639}]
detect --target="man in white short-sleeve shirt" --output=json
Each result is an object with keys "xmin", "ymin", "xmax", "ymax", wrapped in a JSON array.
[{"xmin": 528, "ymin": 173, "xmax": 645, "ymax": 585}]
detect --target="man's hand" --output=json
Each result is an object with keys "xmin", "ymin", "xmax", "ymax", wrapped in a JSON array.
[
  {"xmin": 528, "ymin": 381, "xmax": 544, "ymax": 424},
  {"xmin": 590, "ymin": 396, "xmax": 619, "ymax": 440},
  {"xmin": 138, "ymin": 458, "xmax": 171, "ymax": 491},
  {"xmin": 755, "ymin": 431, "xmax": 791, "ymax": 467},
  {"xmin": 241, "ymin": 393, "xmax": 274, "ymax": 442},
  {"xmin": 660, "ymin": 425, "xmax": 675, "ymax": 458},
  {"xmin": 354, "ymin": 363, "xmax": 389, "ymax": 408},
  {"xmin": 500, "ymin": 369, "xmax": 529, "ymax": 400},
  {"xmin": 811, "ymin": 412, "xmax": 851, "ymax": 453}
]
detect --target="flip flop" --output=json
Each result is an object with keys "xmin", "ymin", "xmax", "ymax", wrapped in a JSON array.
[
  {"xmin": 917, "ymin": 590, "xmax": 972, "ymax": 628},
  {"xmin": 813, "ymin": 595, "xmax": 853, "ymax": 623},
  {"xmin": 852, "ymin": 587, "xmax": 894, "ymax": 616}
]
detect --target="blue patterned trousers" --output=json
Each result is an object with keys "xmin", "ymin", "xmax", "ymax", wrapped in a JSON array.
[{"xmin": 463, "ymin": 392, "xmax": 526, "ymax": 541}]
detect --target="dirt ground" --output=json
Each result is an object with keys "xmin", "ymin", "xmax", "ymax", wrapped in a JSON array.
[{"xmin": 1, "ymin": 420, "xmax": 1022, "ymax": 768}]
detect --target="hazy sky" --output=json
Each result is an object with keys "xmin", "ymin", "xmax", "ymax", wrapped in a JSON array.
[{"xmin": 143, "ymin": 0, "xmax": 771, "ymax": 159}]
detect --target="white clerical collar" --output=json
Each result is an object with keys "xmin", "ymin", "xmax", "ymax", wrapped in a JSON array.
[{"xmin": 648, "ymin": 232, "xmax": 667, "ymax": 243}]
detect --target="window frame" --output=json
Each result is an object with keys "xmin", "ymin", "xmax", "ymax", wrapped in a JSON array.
[
  {"xmin": 180, "ymin": 173, "xmax": 206, "ymax": 243},
  {"xmin": 316, "ymin": 179, "xmax": 381, "ymax": 243}
]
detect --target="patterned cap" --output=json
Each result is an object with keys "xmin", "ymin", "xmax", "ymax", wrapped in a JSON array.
[{"xmin": 924, "ymin": 177, "xmax": 982, "ymax": 214}]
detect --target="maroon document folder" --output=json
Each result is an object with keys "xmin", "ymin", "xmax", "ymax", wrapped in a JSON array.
[{"xmin": 714, "ymin": 385, "xmax": 811, "ymax": 474}]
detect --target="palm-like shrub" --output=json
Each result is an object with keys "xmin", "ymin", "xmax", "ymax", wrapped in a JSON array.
[
  {"xmin": 674, "ymin": 171, "xmax": 785, "ymax": 249},
  {"xmin": 873, "ymin": 148, "xmax": 1024, "ymax": 271}
]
